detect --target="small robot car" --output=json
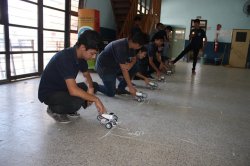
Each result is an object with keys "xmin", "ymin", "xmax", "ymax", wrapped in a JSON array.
[
  {"xmin": 135, "ymin": 91, "xmax": 147, "ymax": 102},
  {"xmin": 97, "ymin": 112, "xmax": 118, "ymax": 129},
  {"xmin": 148, "ymin": 81, "xmax": 158, "ymax": 89},
  {"xmin": 158, "ymin": 76, "xmax": 166, "ymax": 82},
  {"xmin": 166, "ymin": 70, "xmax": 172, "ymax": 75}
]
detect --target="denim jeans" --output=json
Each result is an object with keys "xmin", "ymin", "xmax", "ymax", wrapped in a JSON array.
[
  {"xmin": 97, "ymin": 74, "xmax": 117, "ymax": 97},
  {"xmin": 97, "ymin": 65, "xmax": 138, "ymax": 97}
]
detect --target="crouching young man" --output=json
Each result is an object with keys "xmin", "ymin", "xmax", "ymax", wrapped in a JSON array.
[
  {"xmin": 38, "ymin": 30, "xmax": 106, "ymax": 123},
  {"xmin": 95, "ymin": 32, "xmax": 149, "ymax": 97}
]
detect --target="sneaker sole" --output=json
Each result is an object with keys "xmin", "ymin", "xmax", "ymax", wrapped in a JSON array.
[{"xmin": 47, "ymin": 111, "xmax": 71, "ymax": 123}]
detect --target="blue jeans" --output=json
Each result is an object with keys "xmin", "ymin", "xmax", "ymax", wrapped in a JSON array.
[
  {"xmin": 97, "ymin": 66, "xmax": 138, "ymax": 97},
  {"xmin": 97, "ymin": 74, "xmax": 117, "ymax": 97}
]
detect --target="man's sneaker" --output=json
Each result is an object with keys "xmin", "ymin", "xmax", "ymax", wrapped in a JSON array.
[
  {"xmin": 47, "ymin": 107, "xmax": 71, "ymax": 124},
  {"xmin": 147, "ymin": 74, "xmax": 155, "ymax": 79},
  {"xmin": 116, "ymin": 89, "xmax": 130, "ymax": 95},
  {"xmin": 192, "ymin": 70, "xmax": 196, "ymax": 74},
  {"xmin": 67, "ymin": 112, "xmax": 80, "ymax": 118}
]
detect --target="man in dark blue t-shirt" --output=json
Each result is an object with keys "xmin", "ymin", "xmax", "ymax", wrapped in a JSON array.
[
  {"xmin": 95, "ymin": 32, "xmax": 149, "ymax": 97},
  {"xmin": 38, "ymin": 30, "xmax": 106, "ymax": 123},
  {"xmin": 171, "ymin": 19, "xmax": 207, "ymax": 74},
  {"xmin": 147, "ymin": 32, "xmax": 166, "ymax": 79}
]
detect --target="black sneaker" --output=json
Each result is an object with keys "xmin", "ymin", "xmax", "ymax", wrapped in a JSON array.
[
  {"xmin": 67, "ymin": 112, "xmax": 80, "ymax": 118},
  {"xmin": 47, "ymin": 107, "xmax": 71, "ymax": 124},
  {"xmin": 116, "ymin": 89, "xmax": 130, "ymax": 95},
  {"xmin": 147, "ymin": 75, "xmax": 155, "ymax": 79},
  {"xmin": 192, "ymin": 70, "xmax": 196, "ymax": 74}
]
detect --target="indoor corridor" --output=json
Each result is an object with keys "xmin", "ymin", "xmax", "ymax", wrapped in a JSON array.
[{"xmin": 0, "ymin": 62, "xmax": 249, "ymax": 166}]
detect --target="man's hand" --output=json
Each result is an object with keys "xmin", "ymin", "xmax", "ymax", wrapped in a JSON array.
[
  {"xmin": 156, "ymin": 70, "xmax": 161, "ymax": 79},
  {"xmin": 159, "ymin": 63, "xmax": 167, "ymax": 72},
  {"xmin": 144, "ymin": 78, "xmax": 150, "ymax": 85},
  {"xmin": 94, "ymin": 98, "xmax": 107, "ymax": 114},
  {"xmin": 128, "ymin": 85, "xmax": 137, "ymax": 96}
]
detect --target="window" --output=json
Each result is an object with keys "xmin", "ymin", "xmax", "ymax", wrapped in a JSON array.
[
  {"xmin": 236, "ymin": 32, "xmax": 247, "ymax": 42},
  {"xmin": 0, "ymin": 54, "xmax": 6, "ymax": 80},
  {"xmin": 137, "ymin": 0, "xmax": 151, "ymax": 14},
  {"xmin": 44, "ymin": 30, "xmax": 64, "ymax": 51},
  {"xmin": 70, "ymin": 15, "xmax": 78, "ymax": 31},
  {"xmin": 9, "ymin": 26, "xmax": 38, "ymax": 76},
  {"xmin": 70, "ymin": 33, "xmax": 78, "ymax": 47},
  {"xmin": 1, "ymin": 0, "xmax": 78, "ymax": 81},
  {"xmin": 43, "ymin": 53, "xmax": 54, "ymax": 68},
  {"xmin": 43, "ymin": 0, "xmax": 65, "ymax": 10},
  {"xmin": 43, "ymin": 8, "xmax": 65, "ymax": 31},
  {"xmin": 8, "ymin": 0, "xmax": 38, "ymax": 27},
  {"xmin": 9, "ymin": 26, "xmax": 38, "ymax": 51},
  {"xmin": 10, "ymin": 53, "xmax": 38, "ymax": 76},
  {"xmin": 70, "ymin": 0, "xmax": 79, "ymax": 47},
  {"xmin": 0, "ymin": 25, "xmax": 4, "ymax": 52},
  {"xmin": 71, "ymin": 0, "xmax": 79, "ymax": 12}
]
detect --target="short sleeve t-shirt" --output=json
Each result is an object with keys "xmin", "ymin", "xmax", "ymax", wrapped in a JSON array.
[
  {"xmin": 190, "ymin": 28, "xmax": 206, "ymax": 48},
  {"xmin": 146, "ymin": 42, "xmax": 158, "ymax": 61},
  {"xmin": 38, "ymin": 46, "xmax": 88, "ymax": 102},
  {"xmin": 95, "ymin": 38, "xmax": 135, "ymax": 76}
]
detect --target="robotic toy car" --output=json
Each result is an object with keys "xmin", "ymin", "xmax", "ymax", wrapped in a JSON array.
[
  {"xmin": 97, "ymin": 112, "xmax": 118, "ymax": 129},
  {"xmin": 166, "ymin": 70, "xmax": 172, "ymax": 75},
  {"xmin": 158, "ymin": 76, "xmax": 166, "ymax": 82},
  {"xmin": 148, "ymin": 81, "xmax": 158, "ymax": 89},
  {"xmin": 135, "ymin": 91, "xmax": 147, "ymax": 102}
]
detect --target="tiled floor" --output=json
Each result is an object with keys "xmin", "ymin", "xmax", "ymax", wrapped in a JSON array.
[{"xmin": 0, "ymin": 62, "xmax": 249, "ymax": 166}]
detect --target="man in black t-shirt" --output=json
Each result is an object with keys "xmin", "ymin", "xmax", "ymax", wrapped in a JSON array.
[
  {"xmin": 147, "ymin": 32, "xmax": 166, "ymax": 79},
  {"xmin": 38, "ymin": 30, "xmax": 106, "ymax": 123},
  {"xmin": 95, "ymin": 32, "xmax": 149, "ymax": 97},
  {"xmin": 171, "ymin": 19, "xmax": 207, "ymax": 74}
]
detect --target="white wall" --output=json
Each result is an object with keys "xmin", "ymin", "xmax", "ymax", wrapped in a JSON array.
[
  {"xmin": 85, "ymin": 0, "xmax": 116, "ymax": 30},
  {"xmin": 161, "ymin": 0, "xmax": 250, "ymax": 43}
]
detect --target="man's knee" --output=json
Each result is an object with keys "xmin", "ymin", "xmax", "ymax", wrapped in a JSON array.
[{"xmin": 106, "ymin": 90, "xmax": 116, "ymax": 97}]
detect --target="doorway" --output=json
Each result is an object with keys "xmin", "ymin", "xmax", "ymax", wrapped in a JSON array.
[{"xmin": 229, "ymin": 29, "xmax": 250, "ymax": 68}]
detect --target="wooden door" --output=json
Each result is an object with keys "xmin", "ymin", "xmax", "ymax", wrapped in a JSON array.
[{"xmin": 229, "ymin": 29, "xmax": 250, "ymax": 68}]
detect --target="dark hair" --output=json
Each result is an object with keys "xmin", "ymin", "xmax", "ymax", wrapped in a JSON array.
[
  {"xmin": 135, "ymin": 46, "xmax": 147, "ymax": 55},
  {"xmin": 75, "ymin": 30, "xmax": 103, "ymax": 50},
  {"xmin": 133, "ymin": 15, "xmax": 142, "ymax": 22},
  {"xmin": 139, "ymin": 46, "xmax": 147, "ymax": 52},
  {"xmin": 165, "ymin": 25, "xmax": 173, "ymax": 31},
  {"xmin": 151, "ymin": 31, "xmax": 164, "ymax": 41},
  {"xmin": 130, "ymin": 32, "xmax": 149, "ymax": 46},
  {"xmin": 194, "ymin": 19, "xmax": 200, "ymax": 23},
  {"xmin": 156, "ymin": 22, "xmax": 164, "ymax": 28}
]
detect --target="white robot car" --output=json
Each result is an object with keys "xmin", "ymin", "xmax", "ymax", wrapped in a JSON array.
[
  {"xmin": 166, "ymin": 70, "xmax": 172, "ymax": 75},
  {"xmin": 158, "ymin": 76, "xmax": 166, "ymax": 82},
  {"xmin": 97, "ymin": 112, "xmax": 118, "ymax": 129},
  {"xmin": 148, "ymin": 81, "xmax": 158, "ymax": 89},
  {"xmin": 135, "ymin": 91, "xmax": 147, "ymax": 102}
]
